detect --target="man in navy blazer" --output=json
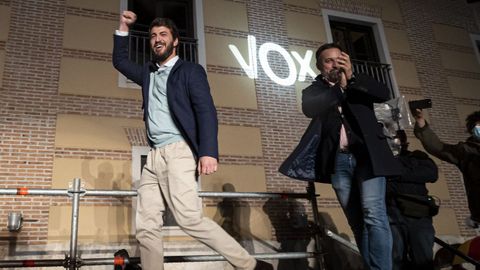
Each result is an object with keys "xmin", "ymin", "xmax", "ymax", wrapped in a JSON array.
[
  {"xmin": 113, "ymin": 17, "xmax": 217, "ymax": 163},
  {"xmin": 112, "ymin": 11, "xmax": 262, "ymax": 270}
]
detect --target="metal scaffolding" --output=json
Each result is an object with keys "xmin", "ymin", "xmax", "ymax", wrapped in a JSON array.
[{"xmin": 0, "ymin": 179, "xmax": 358, "ymax": 269}]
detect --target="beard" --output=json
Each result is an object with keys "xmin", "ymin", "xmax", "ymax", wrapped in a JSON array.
[
  {"xmin": 152, "ymin": 41, "xmax": 175, "ymax": 63},
  {"xmin": 325, "ymin": 68, "xmax": 342, "ymax": 84}
]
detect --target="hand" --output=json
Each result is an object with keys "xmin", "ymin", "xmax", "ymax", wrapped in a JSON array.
[
  {"xmin": 413, "ymin": 108, "xmax": 426, "ymax": 128},
  {"xmin": 119, "ymin": 11, "xmax": 137, "ymax": 32},
  {"xmin": 337, "ymin": 52, "xmax": 353, "ymax": 88},
  {"xmin": 339, "ymin": 71, "xmax": 347, "ymax": 89},
  {"xmin": 197, "ymin": 156, "xmax": 218, "ymax": 175}
]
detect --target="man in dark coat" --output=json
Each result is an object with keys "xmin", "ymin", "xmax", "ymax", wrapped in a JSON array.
[
  {"xmin": 414, "ymin": 109, "xmax": 480, "ymax": 227},
  {"xmin": 280, "ymin": 43, "xmax": 400, "ymax": 270},
  {"xmin": 387, "ymin": 130, "xmax": 438, "ymax": 270}
]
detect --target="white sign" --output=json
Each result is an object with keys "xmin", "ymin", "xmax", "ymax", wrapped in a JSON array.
[{"xmin": 229, "ymin": 35, "xmax": 317, "ymax": 86}]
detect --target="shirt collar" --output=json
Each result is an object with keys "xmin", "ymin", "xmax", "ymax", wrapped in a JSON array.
[
  {"xmin": 318, "ymin": 74, "xmax": 335, "ymax": 86},
  {"xmin": 156, "ymin": 56, "xmax": 179, "ymax": 70}
]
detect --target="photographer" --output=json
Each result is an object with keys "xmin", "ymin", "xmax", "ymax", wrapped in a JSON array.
[
  {"xmin": 387, "ymin": 130, "xmax": 438, "ymax": 270},
  {"xmin": 413, "ymin": 109, "xmax": 480, "ymax": 227}
]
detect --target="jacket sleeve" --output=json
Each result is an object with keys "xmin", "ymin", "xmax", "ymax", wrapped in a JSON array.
[
  {"xmin": 302, "ymin": 83, "xmax": 344, "ymax": 119},
  {"xmin": 188, "ymin": 64, "xmax": 219, "ymax": 160},
  {"xmin": 414, "ymin": 121, "xmax": 464, "ymax": 165},
  {"xmin": 112, "ymin": 35, "xmax": 144, "ymax": 86},
  {"xmin": 396, "ymin": 151, "xmax": 438, "ymax": 184},
  {"xmin": 346, "ymin": 73, "xmax": 391, "ymax": 103}
]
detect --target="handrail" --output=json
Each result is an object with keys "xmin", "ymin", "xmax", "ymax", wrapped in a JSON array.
[
  {"xmin": 352, "ymin": 59, "xmax": 394, "ymax": 95},
  {"xmin": 0, "ymin": 252, "xmax": 319, "ymax": 268},
  {"xmin": 434, "ymin": 236, "xmax": 480, "ymax": 267},
  {"xmin": 0, "ymin": 179, "xmax": 329, "ymax": 269},
  {"xmin": 0, "ymin": 188, "xmax": 313, "ymax": 199}
]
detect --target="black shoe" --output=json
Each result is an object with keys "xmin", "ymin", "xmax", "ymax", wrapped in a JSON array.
[{"xmin": 254, "ymin": 260, "xmax": 273, "ymax": 270}]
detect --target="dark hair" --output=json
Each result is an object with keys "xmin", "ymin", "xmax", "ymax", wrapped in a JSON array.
[
  {"xmin": 149, "ymin": 17, "xmax": 179, "ymax": 42},
  {"xmin": 315, "ymin": 43, "xmax": 344, "ymax": 69},
  {"xmin": 466, "ymin": 110, "xmax": 480, "ymax": 133}
]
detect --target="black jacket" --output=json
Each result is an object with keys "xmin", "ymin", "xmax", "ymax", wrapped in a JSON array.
[
  {"xmin": 414, "ymin": 121, "xmax": 480, "ymax": 221},
  {"xmin": 388, "ymin": 150, "xmax": 438, "ymax": 196},
  {"xmin": 386, "ymin": 149, "xmax": 438, "ymax": 222},
  {"xmin": 280, "ymin": 73, "xmax": 401, "ymax": 182}
]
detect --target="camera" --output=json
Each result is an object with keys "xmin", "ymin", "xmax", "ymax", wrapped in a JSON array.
[{"xmin": 408, "ymin": 99, "xmax": 432, "ymax": 114}]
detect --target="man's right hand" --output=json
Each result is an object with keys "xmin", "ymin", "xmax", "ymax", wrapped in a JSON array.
[
  {"xmin": 119, "ymin": 11, "xmax": 137, "ymax": 32},
  {"xmin": 414, "ymin": 108, "xmax": 426, "ymax": 128}
]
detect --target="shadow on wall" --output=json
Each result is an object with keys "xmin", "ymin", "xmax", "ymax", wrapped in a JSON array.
[
  {"xmin": 263, "ymin": 197, "xmax": 313, "ymax": 270},
  {"xmin": 317, "ymin": 212, "xmax": 364, "ymax": 270},
  {"xmin": 0, "ymin": 236, "xmax": 18, "ymax": 257},
  {"xmin": 81, "ymin": 160, "xmax": 131, "ymax": 190},
  {"xmin": 213, "ymin": 183, "xmax": 254, "ymax": 253},
  {"xmin": 82, "ymin": 160, "xmax": 132, "ymax": 243}
]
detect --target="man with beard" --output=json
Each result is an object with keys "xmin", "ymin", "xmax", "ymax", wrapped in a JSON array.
[
  {"xmin": 280, "ymin": 43, "xmax": 400, "ymax": 270},
  {"xmin": 112, "ymin": 11, "xmax": 270, "ymax": 270}
]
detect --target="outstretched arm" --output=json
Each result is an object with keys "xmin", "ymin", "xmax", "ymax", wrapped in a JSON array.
[
  {"xmin": 112, "ymin": 11, "xmax": 143, "ymax": 86},
  {"xmin": 413, "ymin": 109, "xmax": 463, "ymax": 165}
]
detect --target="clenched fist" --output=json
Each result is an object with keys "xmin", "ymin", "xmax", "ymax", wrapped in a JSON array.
[{"xmin": 119, "ymin": 11, "xmax": 137, "ymax": 32}]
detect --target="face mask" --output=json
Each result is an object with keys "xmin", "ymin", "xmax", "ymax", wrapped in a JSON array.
[{"xmin": 473, "ymin": 125, "xmax": 480, "ymax": 139}]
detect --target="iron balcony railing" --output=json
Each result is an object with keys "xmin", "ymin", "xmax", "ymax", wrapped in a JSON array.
[
  {"xmin": 128, "ymin": 30, "xmax": 394, "ymax": 94},
  {"xmin": 129, "ymin": 30, "xmax": 198, "ymax": 65},
  {"xmin": 352, "ymin": 59, "xmax": 394, "ymax": 94}
]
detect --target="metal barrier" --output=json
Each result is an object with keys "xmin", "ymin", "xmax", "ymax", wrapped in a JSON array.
[
  {"xmin": 0, "ymin": 179, "xmax": 358, "ymax": 269},
  {"xmin": 434, "ymin": 236, "xmax": 480, "ymax": 268}
]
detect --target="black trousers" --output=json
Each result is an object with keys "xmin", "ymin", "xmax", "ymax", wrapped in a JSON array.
[{"xmin": 391, "ymin": 215, "xmax": 435, "ymax": 270}]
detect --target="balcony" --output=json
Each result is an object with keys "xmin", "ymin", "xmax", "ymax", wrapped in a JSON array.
[
  {"xmin": 128, "ymin": 30, "xmax": 198, "ymax": 65},
  {"xmin": 128, "ymin": 31, "xmax": 395, "ymax": 95},
  {"xmin": 352, "ymin": 59, "xmax": 394, "ymax": 95}
]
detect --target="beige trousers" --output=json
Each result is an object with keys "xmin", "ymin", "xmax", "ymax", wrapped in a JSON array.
[{"xmin": 136, "ymin": 141, "xmax": 256, "ymax": 270}]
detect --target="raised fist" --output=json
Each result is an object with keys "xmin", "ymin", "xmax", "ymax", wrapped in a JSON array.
[{"xmin": 120, "ymin": 10, "xmax": 137, "ymax": 26}]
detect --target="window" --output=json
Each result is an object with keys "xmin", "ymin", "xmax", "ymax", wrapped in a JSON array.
[
  {"xmin": 128, "ymin": 0, "xmax": 194, "ymax": 37},
  {"xmin": 330, "ymin": 20, "xmax": 380, "ymax": 62},
  {"xmin": 118, "ymin": 0, "xmax": 207, "ymax": 88},
  {"xmin": 128, "ymin": 0, "xmax": 196, "ymax": 65},
  {"xmin": 472, "ymin": 34, "xmax": 480, "ymax": 65},
  {"xmin": 322, "ymin": 9, "xmax": 399, "ymax": 98}
]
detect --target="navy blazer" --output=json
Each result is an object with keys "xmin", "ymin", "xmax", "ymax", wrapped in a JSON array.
[{"xmin": 112, "ymin": 35, "xmax": 218, "ymax": 160}]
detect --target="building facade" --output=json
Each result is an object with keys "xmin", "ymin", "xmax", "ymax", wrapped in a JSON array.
[{"xmin": 0, "ymin": 0, "xmax": 479, "ymax": 267}]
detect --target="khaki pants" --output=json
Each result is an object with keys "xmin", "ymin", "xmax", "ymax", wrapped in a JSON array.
[{"xmin": 136, "ymin": 141, "xmax": 256, "ymax": 270}]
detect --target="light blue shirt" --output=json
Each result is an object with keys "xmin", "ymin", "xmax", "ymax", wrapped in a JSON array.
[{"xmin": 146, "ymin": 56, "xmax": 184, "ymax": 148}]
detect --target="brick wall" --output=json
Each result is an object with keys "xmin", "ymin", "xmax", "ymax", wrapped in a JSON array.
[
  {"xmin": 0, "ymin": 0, "xmax": 479, "ymax": 249},
  {"xmin": 0, "ymin": 0, "xmax": 65, "ymax": 245},
  {"xmin": 398, "ymin": 0, "xmax": 480, "ymax": 237},
  {"xmin": 0, "ymin": 0, "xmax": 137, "ymax": 246}
]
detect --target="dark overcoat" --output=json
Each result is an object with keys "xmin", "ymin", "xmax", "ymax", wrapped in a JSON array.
[{"xmin": 280, "ymin": 74, "xmax": 401, "ymax": 182}]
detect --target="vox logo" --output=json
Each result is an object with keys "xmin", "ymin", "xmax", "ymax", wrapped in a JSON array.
[{"xmin": 228, "ymin": 35, "xmax": 317, "ymax": 86}]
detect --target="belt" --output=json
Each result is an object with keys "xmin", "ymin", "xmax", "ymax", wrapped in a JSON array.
[{"xmin": 338, "ymin": 148, "xmax": 350, "ymax": 154}]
